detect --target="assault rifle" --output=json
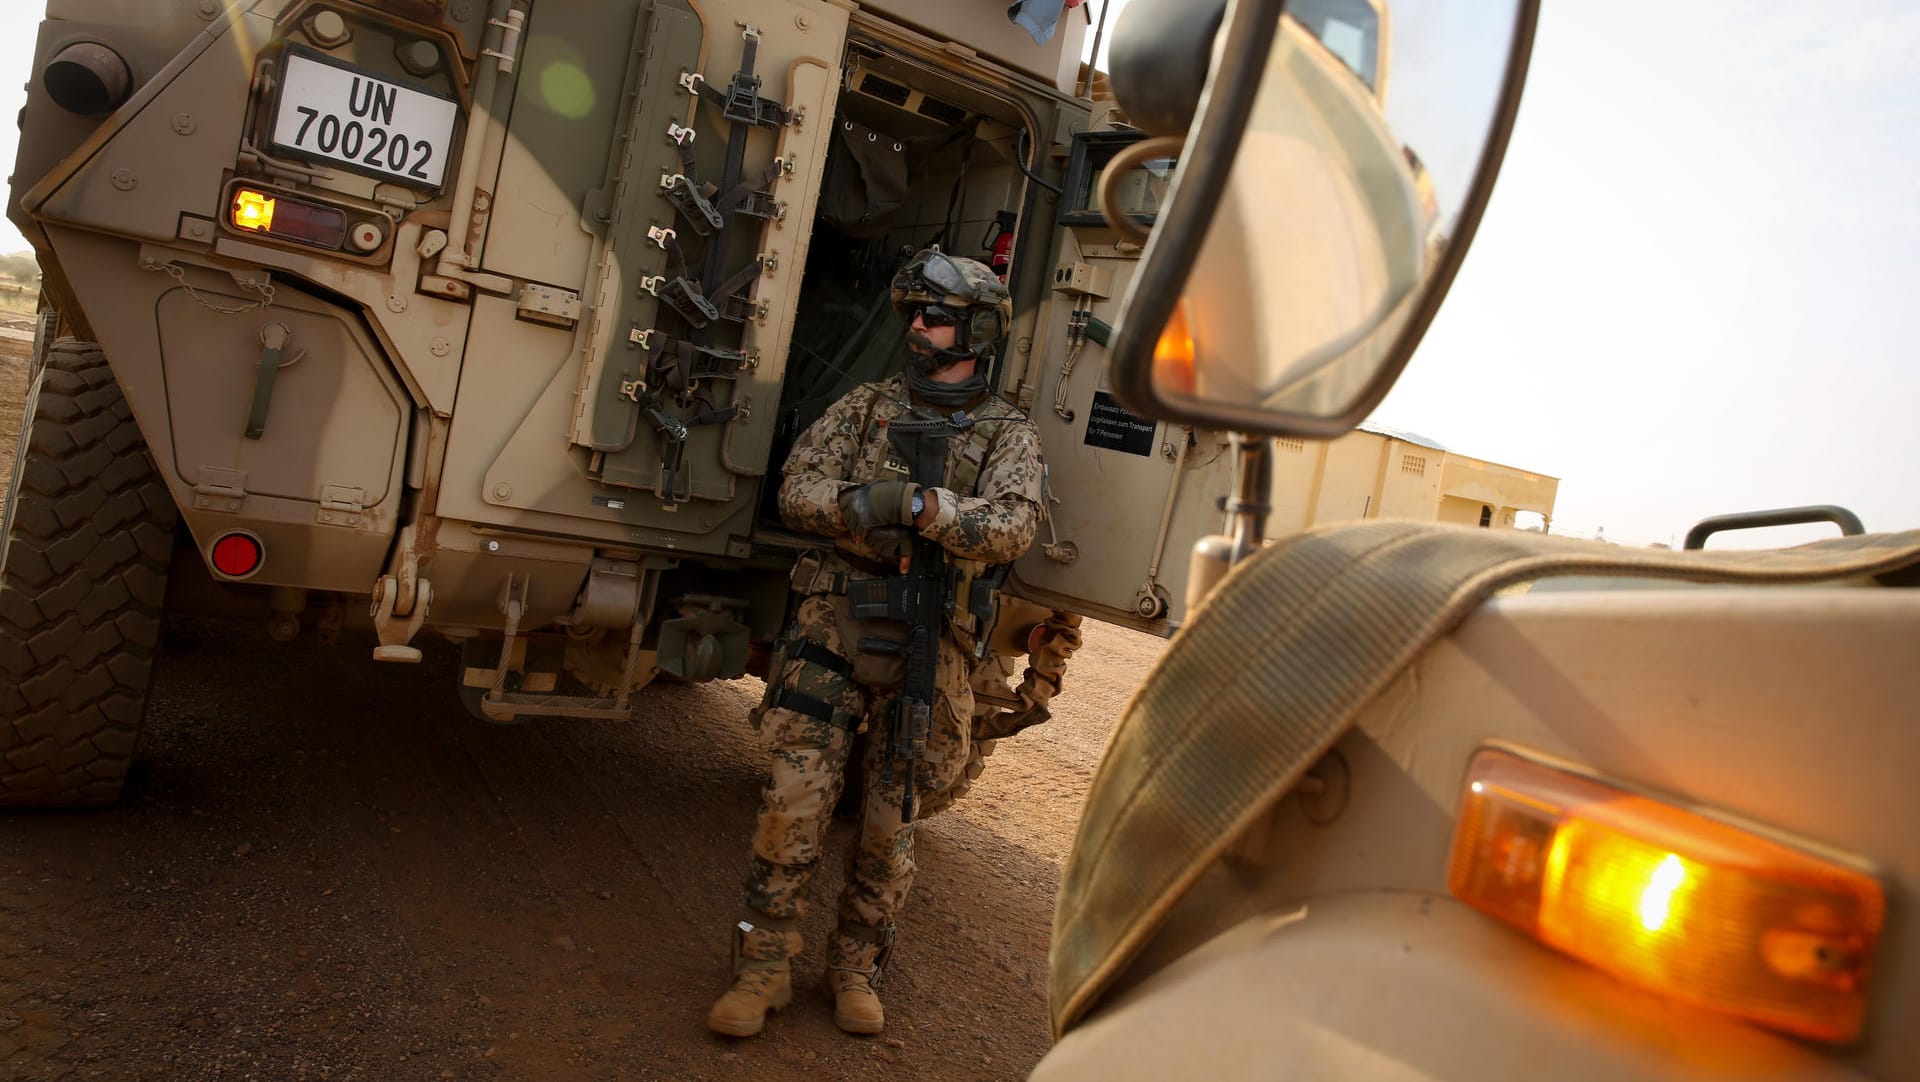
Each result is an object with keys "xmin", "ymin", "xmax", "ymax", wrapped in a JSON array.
[
  {"xmin": 849, "ymin": 411, "xmax": 964, "ymax": 823},
  {"xmin": 888, "ymin": 524, "xmax": 944, "ymax": 823}
]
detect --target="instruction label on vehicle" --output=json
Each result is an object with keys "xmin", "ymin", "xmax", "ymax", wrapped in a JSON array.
[{"xmin": 1084, "ymin": 391, "xmax": 1157, "ymax": 457}]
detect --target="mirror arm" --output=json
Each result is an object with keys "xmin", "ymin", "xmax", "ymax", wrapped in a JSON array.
[
  {"xmin": 1227, "ymin": 434, "xmax": 1274, "ymax": 566},
  {"xmin": 1189, "ymin": 432, "xmax": 1274, "ymax": 607}
]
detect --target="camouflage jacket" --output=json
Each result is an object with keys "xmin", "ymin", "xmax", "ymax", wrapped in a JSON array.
[{"xmin": 779, "ymin": 374, "xmax": 1043, "ymax": 567}]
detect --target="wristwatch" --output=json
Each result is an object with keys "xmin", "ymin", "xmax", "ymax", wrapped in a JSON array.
[{"xmin": 911, "ymin": 493, "xmax": 926, "ymax": 517}]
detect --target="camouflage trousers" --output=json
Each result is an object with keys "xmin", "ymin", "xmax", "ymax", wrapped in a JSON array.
[{"xmin": 742, "ymin": 594, "xmax": 975, "ymax": 938}]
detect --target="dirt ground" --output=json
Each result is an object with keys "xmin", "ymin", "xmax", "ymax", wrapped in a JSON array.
[
  {"xmin": 0, "ymin": 336, "xmax": 1167, "ymax": 1080},
  {"xmin": 0, "ymin": 333, "xmax": 25, "ymax": 491}
]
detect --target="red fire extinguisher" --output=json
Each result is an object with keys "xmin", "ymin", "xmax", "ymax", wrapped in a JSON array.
[{"xmin": 983, "ymin": 211, "xmax": 1017, "ymax": 281}]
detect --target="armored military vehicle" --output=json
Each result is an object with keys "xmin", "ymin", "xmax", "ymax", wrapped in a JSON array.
[
  {"xmin": 1031, "ymin": 0, "xmax": 1920, "ymax": 1079},
  {"xmin": 0, "ymin": 0, "xmax": 1297, "ymax": 807}
]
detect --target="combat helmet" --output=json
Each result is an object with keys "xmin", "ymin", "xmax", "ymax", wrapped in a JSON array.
[{"xmin": 889, "ymin": 246, "xmax": 1013, "ymax": 362}]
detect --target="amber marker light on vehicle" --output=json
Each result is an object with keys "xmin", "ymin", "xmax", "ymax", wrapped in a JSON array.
[
  {"xmin": 1151, "ymin": 300, "xmax": 1197, "ymax": 396},
  {"xmin": 232, "ymin": 188, "xmax": 275, "ymax": 231},
  {"xmin": 229, "ymin": 186, "xmax": 347, "ymax": 249},
  {"xmin": 1448, "ymin": 746, "xmax": 1884, "ymax": 1044}
]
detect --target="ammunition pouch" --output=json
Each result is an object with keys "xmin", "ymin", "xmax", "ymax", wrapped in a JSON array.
[
  {"xmin": 840, "ymin": 574, "xmax": 921, "ymax": 689},
  {"xmin": 952, "ymin": 561, "xmax": 1008, "ymax": 657},
  {"xmin": 846, "ymin": 575, "xmax": 917, "ymax": 622},
  {"xmin": 845, "ymin": 622, "xmax": 908, "ymax": 691},
  {"xmin": 787, "ymin": 553, "xmax": 918, "ymax": 690}
]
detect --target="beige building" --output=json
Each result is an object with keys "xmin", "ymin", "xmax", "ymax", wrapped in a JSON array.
[{"xmin": 1268, "ymin": 422, "xmax": 1558, "ymax": 532}]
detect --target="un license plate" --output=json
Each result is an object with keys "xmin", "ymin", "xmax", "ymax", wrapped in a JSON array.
[{"xmin": 270, "ymin": 48, "xmax": 458, "ymax": 188}]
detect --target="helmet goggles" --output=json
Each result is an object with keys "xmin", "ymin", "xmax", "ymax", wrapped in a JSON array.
[{"xmin": 916, "ymin": 251, "xmax": 972, "ymax": 298}]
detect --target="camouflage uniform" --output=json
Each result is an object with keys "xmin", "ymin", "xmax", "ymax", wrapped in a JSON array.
[
  {"xmin": 972, "ymin": 608, "xmax": 1084, "ymax": 741},
  {"xmin": 729, "ymin": 371, "xmax": 1043, "ymax": 1023}
]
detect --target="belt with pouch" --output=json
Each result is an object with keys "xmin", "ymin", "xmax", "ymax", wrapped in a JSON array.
[{"xmin": 790, "ymin": 548, "xmax": 899, "ymax": 595}]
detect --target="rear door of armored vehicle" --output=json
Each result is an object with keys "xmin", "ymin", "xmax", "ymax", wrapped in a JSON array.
[
  {"xmin": 741, "ymin": 2, "xmax": 1237, "ymax": 635},
  {"xmin": 453, "ymin": 0, "xmax": 1229, "ymax": 636}
]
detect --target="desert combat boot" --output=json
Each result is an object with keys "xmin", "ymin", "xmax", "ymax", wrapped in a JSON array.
[
  {"xmin": 708, "ymin": 917, "xmax": 799, "ymax": 1037},
  {"xmin": 827, "ymin": 924, "xmax": 893, "ymax": 1035}
]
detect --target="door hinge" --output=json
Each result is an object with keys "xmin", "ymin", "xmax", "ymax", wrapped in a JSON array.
[
  {"xmin": 194, "ymin": 467, "xmax": 247, "ymax": 513},
  {"xmin": 318, "ymin": 484, "xmax": 367, "ymax": 527}
]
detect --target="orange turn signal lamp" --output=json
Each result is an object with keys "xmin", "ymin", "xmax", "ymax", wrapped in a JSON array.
[
  {"xmin": 230, "ymin": 186, "xmax": 346, "ymax": 250},
  {"xmin": 1151, "ymin": 300, "xmax": 1197, "ymax": 397},
  {"xmin": 1449, "ymin": 747, "xmax": 1884, "ymax": 1044}
]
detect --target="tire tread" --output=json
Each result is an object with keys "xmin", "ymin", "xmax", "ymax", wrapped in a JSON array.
[{"xmin": 0, "ymin": 339, "xmax": 175, "ymax": 807}]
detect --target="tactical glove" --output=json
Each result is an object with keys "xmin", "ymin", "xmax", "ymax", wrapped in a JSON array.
[
  {"xmin": 863, "ymin": 525, "xmax": 916, "ymax": 562},
  {"xmin": 838, "ymin": 480, "xmax": 919, "ymax": 538}
]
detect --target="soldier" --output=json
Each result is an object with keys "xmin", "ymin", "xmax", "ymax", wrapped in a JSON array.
[{"xmin": 708, "ymin": 248, "xmax": 1044, "ymax": 1038}]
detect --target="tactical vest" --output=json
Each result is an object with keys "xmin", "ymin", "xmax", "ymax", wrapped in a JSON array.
[
  {"xmin": 840, "ymin": 380, "xmax": 1030, "ymax": 653},
  {"xmin": 852, "ymin": 388, "xmax": 1020, "ymax": 499}
]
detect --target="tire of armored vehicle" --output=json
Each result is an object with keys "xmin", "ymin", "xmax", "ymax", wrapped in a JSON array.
[{"xmin": 0, "ymin": 338, "xmax": 176, "ymax": 807}]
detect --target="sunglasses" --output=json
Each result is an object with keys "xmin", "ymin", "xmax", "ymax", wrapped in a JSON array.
[{"xmin": 912, "ymin": 303, "xmax": 962, "ymax": 329}]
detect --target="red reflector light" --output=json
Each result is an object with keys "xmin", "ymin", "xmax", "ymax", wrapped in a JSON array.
[
  {"xmin": 210, "ymin": 533, "xmax": 263, "ymax": 578},
  {"xmin": 229, "ymin": 187, "xmax": 346, "ymax": 249}
]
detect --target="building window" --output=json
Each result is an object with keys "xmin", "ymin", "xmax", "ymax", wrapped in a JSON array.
[
  {"xmin": 1479, "ymin": 505, "xmax": 1493, "ymax": 528},
  {"xmin": 1401, "ymin": 454, "xmax": 1426, "ymax": 477}
]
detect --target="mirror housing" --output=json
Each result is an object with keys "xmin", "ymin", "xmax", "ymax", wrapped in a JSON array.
[
  {"xmin": 1108, "ymin": 0, "xmax": 1228, "ymax": 138},
  {"xmin": 1102, "ymin": 0, "xmax": 1541, "ymax": 440}
]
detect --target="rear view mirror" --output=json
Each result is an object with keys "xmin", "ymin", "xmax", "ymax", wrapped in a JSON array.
[{"xmin": 1104, "ymin": 0, "xmax": 1539, "ymax": 438}]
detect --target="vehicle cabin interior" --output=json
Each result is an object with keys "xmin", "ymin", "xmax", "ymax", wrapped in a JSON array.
[{"xmin": 759, "ymin": 38, "xmax": 1037, "ymax": 526}]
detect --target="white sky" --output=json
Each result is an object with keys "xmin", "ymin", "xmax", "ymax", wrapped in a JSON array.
[
  {"xmin": 4, "ymin": 3, "xmax": 1914, "ymax": 548},
  {"xmin": 1376, "ymin": 1, "xmax": 1920, "ymax": 547}
]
